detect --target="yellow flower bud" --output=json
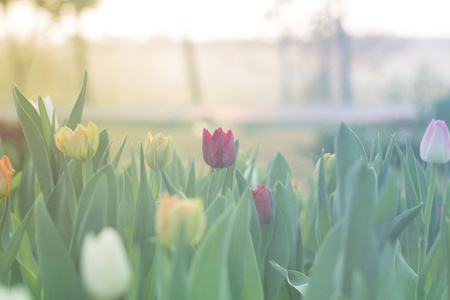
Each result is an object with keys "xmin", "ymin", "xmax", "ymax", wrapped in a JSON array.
[
  {"xmin": 314, "ymin": 153, "xmax": 337, "ymax": 196},
  {"xmin": 0, "ymin": 155, "xmax": 15, "ymax": 200},
  {"xmin": 156, "ymin": 193, "xmax": 206, "ymax": 247},
  {"xmin": 144, "ymin": 132, "xmax": 174, "ymax": 171},
  {"xmin": 54, "ymin": 122, "xmax": 99, "ymax": 161}
]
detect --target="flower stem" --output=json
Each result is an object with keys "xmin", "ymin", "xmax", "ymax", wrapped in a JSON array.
[{"xmin": 420, "ymin": 163, "xmax": 437, "ymax": 271}]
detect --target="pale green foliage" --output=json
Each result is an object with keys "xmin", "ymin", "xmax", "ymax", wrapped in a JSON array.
[{"xmin": 0, "ymin": 76, "xmax": 449, "ymax": 300}]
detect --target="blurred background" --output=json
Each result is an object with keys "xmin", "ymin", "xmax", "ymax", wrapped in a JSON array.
[{"xmin": 1, "ymin": 0, "xmax": 450, "ymax": 186}]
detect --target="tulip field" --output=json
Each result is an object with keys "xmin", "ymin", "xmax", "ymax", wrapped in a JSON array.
[{"xmin": 1, "ymin": 74, "xmax": 450, "ymax": 300}]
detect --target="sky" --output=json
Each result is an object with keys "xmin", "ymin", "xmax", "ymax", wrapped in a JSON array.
[{"xmin": 2, "ymin": 0, "xmax": 450, "ymax": 42}]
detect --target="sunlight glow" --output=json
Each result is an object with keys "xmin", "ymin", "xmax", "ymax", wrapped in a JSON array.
[{"xmin": 2, "ymin": 0, "xmax": 450, "ymax": 42}]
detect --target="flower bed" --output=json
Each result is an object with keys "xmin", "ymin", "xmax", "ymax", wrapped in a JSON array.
[{"xmin": 0, "ymin": 74, "xmax": 449, "ymax": 300}]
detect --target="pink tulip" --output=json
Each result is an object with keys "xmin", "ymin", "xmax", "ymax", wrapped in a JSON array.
[
  {"xmin": 202, "ymin": 128, "xmax": 236, "ymax": 168},
  {"xmin": 251, "ymin": 185, "xmax": 272, "ymax": 225},
  {"xmin": 420, "ymin": 119, "xmax": 450, "ymax": 164}
]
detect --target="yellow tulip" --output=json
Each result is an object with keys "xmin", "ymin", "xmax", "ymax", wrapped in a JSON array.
[
  {"xmin": 54, "ymin": 122, "xmax": 99, "ymax": 161},
  {"xmin": 156, "ymin": 193, "xmax": 206, "ymax": 247},
  {"xmin": 144, "ymin": 132, "xmax": 174, "ymax": 171},
  {"xmin": 0, "ymin": 155, "xmax": 15, "ymax": 200},
  {"xmin": 314, "ymin": 153, "xmax": 337, "ymax": 196}
]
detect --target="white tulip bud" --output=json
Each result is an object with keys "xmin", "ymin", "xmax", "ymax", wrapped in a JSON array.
[{"xmin": 80, "ymin": 228, "xmax": 131, "ymax": 299}]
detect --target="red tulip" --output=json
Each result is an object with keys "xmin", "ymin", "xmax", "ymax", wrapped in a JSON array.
[
  {"xmin": 251, "ymin": 185, "xmax": 272, "ymax": 225},
  {"xmin": 202, "ymin": 128, "xmax": 236, "ymax": 168}
]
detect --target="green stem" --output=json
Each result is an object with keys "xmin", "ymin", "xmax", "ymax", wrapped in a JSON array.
[{"xmin": 420, "ymin": 163, "xmax": 437, "ymax": 271}]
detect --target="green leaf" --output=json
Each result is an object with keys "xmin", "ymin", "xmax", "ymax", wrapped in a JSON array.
[
  {"xmin": 406, "ymin": 137, "xmax": 422, "ymax": 203},
  {"xmin": 18, "ymin": 160, "xmax": 36, "ymax": 219},
  {"xmin": 166, "ymin": 241, "xmax": 191, "ymax": 300},
  {"xmin": 162, "ymin": 170, "xmax": 186, "ymax": 199},
  {"xmin": 13, "ymin": 86, "xmax": 54, "ymax": 200},
  {"xmin": 241, "ymin": 233, "xmax": 263, "ymax": 300},
  {"xmin": 389, "ymin": 203, "xmax": 424, "ymax": 242},
  {"xmin": 118, "ymin": 168, "xmax": 136, "ymax": 240},
  {"xmin": 236, "ymin": 169, "xmax": 250, "ymax": 196},
  {"xmin": 184, "ymin": 159, "xmax": 196, "ymax": 197},
  {"xmin": 340, "ymin": 160, "xmax": 376, "ymax": 295},
  {"xmin": 92, "ymin": 129, "xmax": 111, "ymax": 171},
  {"xmin": 378, "ymin": 137, "xmax": 394, "ymax": 189},
  {"xmin": 206, "ymin": 172, "xmax": 217, "ymax": 208},
  {"xmin": 46, "ymin": 168, "xmax": 74, "ymax": 247},
  {"xmin": 394, "ymin": 244, "xmax": 418, "ymax": 300},
  {"xmin": 71, "ymin": 165, "xmax": 119, "ymax": 259},
  {"xmin": 266, "ymin": 152, "xmax": 291, "ymax": 189},
  {"xmin": 270, "ymin": 260, "xmax": 309, "ymax": 296},
  {"xmin": 416, "ymin": 233, "xmax": 447, "ymax": 300},
  {"xmin": 393, "ymin": 138, "xmax": 420, "ymax": 208},
  {"xmin": 316, "ymin": 150, "xmax": 330, "ymax": 245},
  {"xmin": 11, "ymin": 214, "xmax": 41, "ymax": 300},
  {"xmin": 228, "ymin": 190, "xmax": 251, "ymax": 299},
  {"xmin": 0, "ymin": 209, "xmax": 31, "ymax": 283},
  {"xmin": 113, "ymin": 136, "xmax": 128, "ymax": 170},
  {"xmin": 205, "ymin": 195, "xmax": 229, "ymax": 232},
  {"xmin": 244, "ymin": 143, "xmax": 260, "ymax": 185},
  {"xmin": 374, "ymin": 171, "xmax": 398, "ymax": 224},
  {"xmin": 35, "ymin": 197, "xmax": 84, "ymax": 299},
  {"xmin": 133, "ymin": 145, "xmax": 155, "ymax": 276},
  {"xmin": 334, "ymin": 123, "xmax": 367, "ymax": 220},
  {"xmin": 274, "ymin": 182, "xmax": 302, "ymax": 272},
  {"xmin": 305, "ymin": 221, "xmax": 344, "ymax": 299},
  {"xmin": 67, "ymin": 71, "xmax": 87, "ymax": 130},
  {"xmin": 264, "ymin": 206, "xmax": 289, "ymax": 300},
  {"xmin": 222, "ymin": 140, "xmax": 240, "ymax": 194},
  {"xmin": 189, "ymin": 207, "xmax": 235, "ymax": 300},
  {"xmin": 441, "ymin": 180, "xmax": 450, "ymax": 300}
]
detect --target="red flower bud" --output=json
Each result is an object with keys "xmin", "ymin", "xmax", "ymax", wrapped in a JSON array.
[
  {"xmin": 251, "ymin": 185, "xmax": 272, "ymax": 225},
  {"xmin": 202, "ymin": 128, "xmax": 236, "ymax": 168}
]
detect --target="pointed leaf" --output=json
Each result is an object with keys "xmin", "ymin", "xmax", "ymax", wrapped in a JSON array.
[
  {"xmin": 35, "ymin": 197, "xmax": 84, "ymax": 299},
  {"xmin": 67, "ymin": 72, "xmax": 87, "ymax": 130}
]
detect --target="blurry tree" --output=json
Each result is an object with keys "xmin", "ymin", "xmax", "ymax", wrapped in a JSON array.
[
  {"xmin": 311, "ymin": 0, "xmax": 352, "ymax": 104},
  {"xmin": 266, "ymin": 0, "xmax": 297, "ymax": 105},
  {"xmin": 267, "ymin": 0, "xmax": 353, "ymax": 105},
  {"xmin": 335, "ymin": 16, "xmax": 352, "ymax": 104},
  {"xmin": 1, "ymin": 0, "xmax": 37, "ymax": 90},
  {"xmin": 413, "ymin": 65, "xmax": 446, "ymax": 102},
  {"xmin": 0, "ymin": 0, "xmax": 13, "ymax": 8},
  {"xmin": 34, "ymin": 0, "xmax": 99, "ymax": 76},
  {"xmin": 310, "ymin": 5, "xmax": 333, "ymax": 103},
  {"xmin": 182, "ymin": 33, "xmax": 202, "ymax": 104}
]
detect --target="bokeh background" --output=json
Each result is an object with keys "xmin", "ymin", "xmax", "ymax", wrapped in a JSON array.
[{"xmin": 1, "ymin": 0, "xmax": 450, "ymax": 186}]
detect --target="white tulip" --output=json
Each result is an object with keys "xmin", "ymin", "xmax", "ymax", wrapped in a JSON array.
[
  {"xmin": 28, "ymin": 96, "xmax": 59, "ymax": 128},
  {"xmin": 420, "ymin": 119, "xmax": 450, "ymax": 164},
  {"xmin": 80, "ymin": 228, "xmax": 132, "ymax": 299},
  {"xmin": 0, "ymin": 285, "xmax": 32, "ymax": 300}
]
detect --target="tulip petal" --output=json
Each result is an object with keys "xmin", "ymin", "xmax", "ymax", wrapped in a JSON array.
[{"xmin": 202, "ymin": 128, "xmax": 218, "ymax": 167}]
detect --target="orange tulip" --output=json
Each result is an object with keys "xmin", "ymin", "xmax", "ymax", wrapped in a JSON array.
[{"xmin": 0, "ymin": 155, "xmax": 15, "ymax": 200}]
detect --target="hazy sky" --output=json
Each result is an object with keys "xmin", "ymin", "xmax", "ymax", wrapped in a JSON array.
[{"xmin": 2, "ymin": 0, "xmax": 450, "ymax": 42}]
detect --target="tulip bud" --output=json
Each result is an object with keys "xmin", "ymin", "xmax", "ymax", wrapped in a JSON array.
[
  {"xmin": 251, "ymin": 185, "xmax": 272, "ymax": 225},
  {"xmin": 80, "ymin": 228, "xmax": 131, "ymax": 299},
  {"xmin": 314, "ymin": 153, "xmax": 337, "ymax": 196},
  {"xmin": 0, "ymin": 285, "xmax": 32, "ymax": 300},
  {"xmin": 144, "ymin": 132, "xmax": 174, "ymax": 171},
  {"xmin": 28, "ymin": 96, "xmax": 59, "ymax": 128},
  {"xmin": 420, "ymin": 119, "xmax": 450, "ymax": 164},
  {"xmin": 202, "ymin": 128, "xmax": 236, "ymax": 168},
  {"xmin": 0, "ymin": 155, "xmax": 15, "ymax": 200},
  {"xmin": 54, "ymin": 122, "xmax": 99, "ymax": 161},
  {"xmin": 156, "ymin": 193, "xmax": 206, "ymax": 247}
]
